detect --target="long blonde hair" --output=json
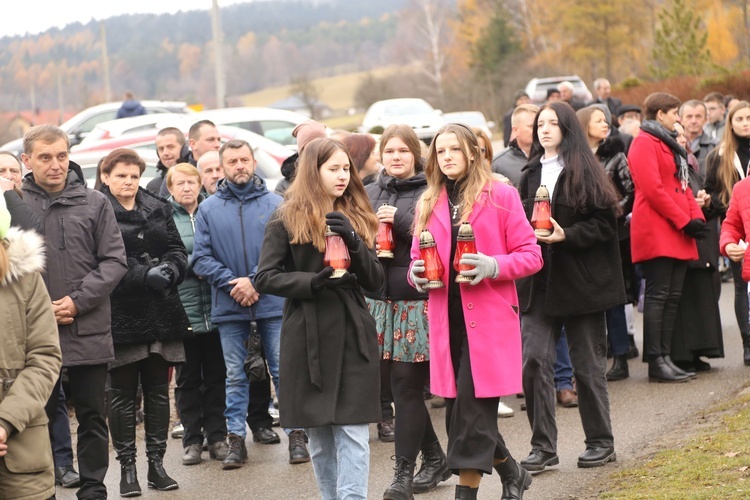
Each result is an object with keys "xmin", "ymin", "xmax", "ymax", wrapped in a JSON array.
[
  {"xmin": 279, "ymin": 138, "xmax": 378, "ymax": 252},
  {"xmin": 415, "ymin": 123, "xmax": 494, "ymax": 234},
  {"xmin": 710, "ymin": 100, "xmax": 750, "ymax": 207}
]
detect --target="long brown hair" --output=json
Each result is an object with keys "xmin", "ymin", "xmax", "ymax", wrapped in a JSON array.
[
  {"xmin": 415, "ymin": 123, "xmax": 494, "ymax": 234},
  {"xmin": 279, "ymin": 138, "xmax": 378, "ymax": 252},
  {"xmin": 379, "ymin": 124, "xmax": 425, "ymax": 173},
  {"xmin": 709, "ymin": 100, "xmax": 750, "ymax": 207}
]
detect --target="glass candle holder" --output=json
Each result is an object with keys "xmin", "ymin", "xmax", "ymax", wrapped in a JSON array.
[
  {"xmin": 453, "ymin": 222, "xmax": 477, "ymax": 283},
  {"xmin": 531, "ymin": 184, "xmax": 553, "ymax": 237},
  {"xmin": 418, "ymin": 229, "xmax": 445, "ymax": 289},
  {"xmin": 376, "ymin": 205, "xmax": 395, "ymax": 258},
  {"xmin": 323, "ymin": 225, "xmax": 351, "ymax": 278}
]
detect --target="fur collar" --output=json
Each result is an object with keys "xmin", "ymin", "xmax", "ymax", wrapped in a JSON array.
[
  {"xmin": 2, "ymin": 227, "xmax": 45, "ymax": 285},
  {"xmin": 596, "ymin": 136, "xmax": 625, "ymax": 162}
]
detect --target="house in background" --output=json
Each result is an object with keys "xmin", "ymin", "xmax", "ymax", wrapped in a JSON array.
[{"xmin": 0, "ymin": 109, "xmax": 75, "ymax": 146}]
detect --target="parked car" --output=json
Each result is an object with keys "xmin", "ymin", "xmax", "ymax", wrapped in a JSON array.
[
  {"xmin": 75, "ymin": 113, "xmax": 188, "ymax": 148},
  {"xmin": 524, "ymin": 76, "xmax": 593, "ymax": 105},
  {"xmin": 442, "ymin": 111, "xmax": 496, "ymax": 140},
  {"xmin": 69, "ymin": 124, "xmax": 286, "ymax": 192},
  {"xmin": 191, "ymin": 107, "xmax": 308, "ymax": 148},
  {"xmin": 0, "ymin": 100, "xmax": 193, "ymax": 156},
  {"xmin": 360, "ymin": 98, "xmax": 445, "ymax": 142}
]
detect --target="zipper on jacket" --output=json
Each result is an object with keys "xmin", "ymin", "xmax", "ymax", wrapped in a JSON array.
[
  {"xmin": 190, "ymin": 213, "xmax": 196, "ymax": 233},
  {"xmin": 59, "ymin": 218, "xmax": 66, "ymax": 250}
]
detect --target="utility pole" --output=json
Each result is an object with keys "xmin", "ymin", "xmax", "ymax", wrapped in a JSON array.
[
  {"xmin": 101, "ymin": 22, "xmax": 112, "ymax": 102},
  {"xmin": 211, "ymin": 0, "xmax": 227, "ymax": 108}
]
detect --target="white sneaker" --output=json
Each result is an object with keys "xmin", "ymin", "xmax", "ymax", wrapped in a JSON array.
[
  {"xmin": 497, "ymin": 401, "xmax": 514, "ymax": 418},
  {"xmin": 171, "ymin": 422, "xmax": 184, "ymax": 439},
  {"xmin": 269, "ymin": 407, "xmax": 280, "ymax": 427}
]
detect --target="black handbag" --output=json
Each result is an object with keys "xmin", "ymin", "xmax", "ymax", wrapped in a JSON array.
[{"xmin": 243, "ymin": 308, "xmax": 267, "ymax": 382}]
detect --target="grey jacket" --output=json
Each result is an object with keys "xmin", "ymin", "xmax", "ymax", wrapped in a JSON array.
[
  {"xmin": 491, "ymin": 139, "xmax": 528, "ymax": 188},
  {"xmin": 689, "ymin": 132, "xmax": 718, "ymax": 177},
  {"xmin": 22, "ymin": 162, "xmax": 128, "ymax": 367}
]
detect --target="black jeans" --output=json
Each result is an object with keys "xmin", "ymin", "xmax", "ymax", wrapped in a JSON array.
[
  {"xmin": 730, "ymin": 259, "xmax": 749, "ymax": 345},
  {"xmin": 641, "ymin": 257, "xmax": 688, "ymax": 357},
  {"xmin": 389, "ymin": 360, "xmax": 438, "ymax": 459},
  {"xmin": 521, "ymin": 296, "xmax": 613, "ymax": 454},
  {"xmin": 175, "ymin": 333, "xmax": 227, "ymax": 446},
  {"xmin": 45, "ymin": 364, "xmax": 109, "ymax": 499}
]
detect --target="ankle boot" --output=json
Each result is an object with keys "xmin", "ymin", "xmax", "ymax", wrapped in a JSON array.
[
  {"xmin": 383, "ymin": 456, "xmax": 416, "ymax": 500},
  {"xmin": 412, "ymin": 440, "xmax": 451, "ymax": 493},
  {"xmin": 454, "ymin": 485, "xmax": 479, "ymax": 499},
  {"xmin": 108, "ymin": 388, "xmax": 142, "ymax": 497},
  {"xmin": 606, "ymin": 355, "xmax": 629, "ymax": 381},
  {"xmin": 495, "ymin": 456, "xmax": 532, "ymax": 500},
  {"xmin": 743, "ymin": 338, "xmax": 750, "ymax": 366},
  {"xmin": 648, "ymin": 356, "xmax": 689, "ymax": 383},
  {"xmin": 663, "ymin": 355, "xmax": 696, "ymax": 378},
  {"xmin": 143, "ymin": 384, "xmax": 178, "ymax": 491}
]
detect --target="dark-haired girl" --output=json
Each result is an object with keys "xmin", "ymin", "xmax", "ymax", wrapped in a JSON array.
[{"xmin": 518, "ymin": 102, "xmax": 625, "ymax": 473}]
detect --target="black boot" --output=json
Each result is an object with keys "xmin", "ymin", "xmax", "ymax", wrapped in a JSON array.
[
  {"xmin": 626, "ymin": 335, "xmax": 639, "ymax": 359},
  {"xmin": 108, "ymin": 388, "xmax": 142, "ymax": 497},
  {"xmin": 495, "ymin": 457, "xmax": 532, "ymax": 500},
  {"xmin": 606, "ymin": 355, "xmax": 629, "ymax": 381},
  {"xmin": 743, "ymin": 339, "xmax": 750, "ymax": 366},
  {"xmin": 648, "ymin": 356, "xmax": 689, "ymax": 383},
  {"xmin": 663, "ymin": 355, "xmax": 696, "ymax": 378},
  {"xmin": 454, "ymin": 485, "xmax": 479, "ymax": 499},
  {"xmin": 144, "ymin": 384, "xmax": 178, "ymax": 491},
  {"xmin": 412, "ymin": 440, "xmax": 451, "ymax": 493},
  {"xmin": 383, "ymin": 456, "xmax": 416, "ymax": 500}
]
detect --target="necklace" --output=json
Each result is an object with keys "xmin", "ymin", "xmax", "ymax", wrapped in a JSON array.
[{"xmin": 448, "ymin": 198, "xmax": 463, "ymax": 220}]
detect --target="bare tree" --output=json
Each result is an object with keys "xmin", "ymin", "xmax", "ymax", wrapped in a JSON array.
[{"xmin": 290, "ymin": 74, "xmax": 321, "ymax": 119}]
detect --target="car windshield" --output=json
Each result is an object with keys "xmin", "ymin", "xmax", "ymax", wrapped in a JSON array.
[{"xmin": 383, "ymin": 101, "xmax": 433, "ymax": 116}]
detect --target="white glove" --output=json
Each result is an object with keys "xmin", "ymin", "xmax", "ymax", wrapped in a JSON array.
[
  {"xmin": 410, "ymin": 259, "xmax": 429, "ymax": 293},
  {"xmin": 459, "ymin": 253, "xmax": 499, "ymax": 286}
]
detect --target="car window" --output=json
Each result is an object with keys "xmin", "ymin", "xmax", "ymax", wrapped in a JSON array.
[
  {"xmin": 259, "ymin": 121, "xmax": 297, "ymax": 146},
  {"xmin": 383, "ymin": 101, "xmax": 433, "ymax": 116},
  {"xmin": 74, "ymin": 111, "xmax": 118, "ymax": 135}
]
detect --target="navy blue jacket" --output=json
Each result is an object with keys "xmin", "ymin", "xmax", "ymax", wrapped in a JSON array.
[{"xmin": 192, "ymin": 175, "xmax": 285, "ymax": 322}]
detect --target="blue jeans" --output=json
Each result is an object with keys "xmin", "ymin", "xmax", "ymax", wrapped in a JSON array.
[
  {"xmin": 306, "ymin": 424, "xmax": 370, "ymax": 500},
  {"xmin": 554, "ymin": 330, "xmax": 574, "ymax": 392},
  {"xmin": 218, "ymin": 317, "xmax": 282, "ymax": 438}
]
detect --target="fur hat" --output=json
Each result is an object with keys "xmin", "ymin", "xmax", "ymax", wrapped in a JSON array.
[{"xmin": 292, "ymin": 120, "xmax": 327, "ymax": 152}]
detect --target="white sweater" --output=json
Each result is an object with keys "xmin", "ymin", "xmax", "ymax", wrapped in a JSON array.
[{"xmin": 540, "ymin": 154, "xmax": 564, "ymax": 200}]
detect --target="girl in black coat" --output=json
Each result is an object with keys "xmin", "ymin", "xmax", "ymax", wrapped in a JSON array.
[
  {"xmin": 518, "ymin": 102, "xmax": 625, "ymax": 473},
  {"xmin": 100, "ymin": 149, "xmax": 190, "ymax": 496},
  {"xmin": 255, "ymin": 138, "xmax": 383, "ymax": 500}
]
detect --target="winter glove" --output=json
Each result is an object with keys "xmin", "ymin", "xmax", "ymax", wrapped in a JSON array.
[
  {"xmin": 310, "ymin": 266, "xmax": 358, "ymax": 292},
  {"xmin": 459, "ymin": 253, "xmax": 499, "ymax": 286},
  {"xmin": 682, "ymin": 219, "xmax": 708, "ymax": 240},
  {"xmin": 145, "ymin": 262, "xmax": 177, "ymax": 290},
  {"xmin": 325, "ymin": 212, "xmax": 360, "ymax": 250},
  {"xmin": 409, "ymin": 259, "xmax": 429, "ymax": 294}
]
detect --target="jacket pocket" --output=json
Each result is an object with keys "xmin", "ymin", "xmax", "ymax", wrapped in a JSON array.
[
  {"xmin": 0, "ymin": 298, "xmax": 25, "ymax": 370},
  {"xmin": 4, "ymin": 422, "xmax": 54, "ymax": 473}
]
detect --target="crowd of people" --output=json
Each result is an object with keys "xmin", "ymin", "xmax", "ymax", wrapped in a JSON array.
[{"xmin": 0, "ymin": 80, "xmax": 749, "ymax": 500}]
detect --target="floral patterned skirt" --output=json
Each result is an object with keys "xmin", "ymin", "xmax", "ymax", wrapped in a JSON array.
[{"xmin": 366, "ymin": 298, "xmax": 429, "ymax": 363}]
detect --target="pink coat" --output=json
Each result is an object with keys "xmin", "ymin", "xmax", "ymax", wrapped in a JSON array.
[{"xmin": 409, "ymin": 181, "xmax": 543, "ymax": 398}]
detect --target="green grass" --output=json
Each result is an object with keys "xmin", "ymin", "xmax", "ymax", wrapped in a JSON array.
[{"xmin": 601, "ymin": 392, "xmax": 750, "ymax": 499}]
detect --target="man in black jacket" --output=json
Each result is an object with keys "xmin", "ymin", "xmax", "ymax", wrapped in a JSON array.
[{"xmin": 493, "ymin": 104, "xmax": 539, "ymax": 187}]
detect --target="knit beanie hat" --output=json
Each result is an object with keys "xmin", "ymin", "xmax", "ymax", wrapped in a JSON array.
[
  {"xmin": 292, "ymin": 121, "xmax": 327, "ymax": 152},
  {"xmin": 0, "ymin": 194, "xmax": 10, "ymax": 239}
]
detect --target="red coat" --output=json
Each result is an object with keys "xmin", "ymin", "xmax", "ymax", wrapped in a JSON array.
[
  {"xmin": 408, "ymin": 181, "xmax": 543, "ymax": 398},
  {"xmin": 720, "ymin": 176, "xmax": 750, "ymax": 281},
  {"xmin": 627, "ymin": 131, "xmax": 703, "ymax": 263}
]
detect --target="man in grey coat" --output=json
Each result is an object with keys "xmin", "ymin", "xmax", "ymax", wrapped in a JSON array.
[
  {"xmin": 22, "ymin": 124, "xmax": 127, "ymax": 500},
  {"xmin": 492, "ymin": 104, "xmax": 539, "ymax": 187}
]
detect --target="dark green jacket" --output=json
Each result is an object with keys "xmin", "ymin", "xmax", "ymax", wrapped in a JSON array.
[{"xmin": 171, "ymin": 196, "xmax": 214, "ymax": 334}]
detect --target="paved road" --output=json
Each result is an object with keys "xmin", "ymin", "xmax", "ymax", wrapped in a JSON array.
[{"xmin": 56, "ymin": 281, "xmax": 747, "ymax": 499}]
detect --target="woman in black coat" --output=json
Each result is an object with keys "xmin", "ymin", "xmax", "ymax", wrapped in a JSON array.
[
  {"xmin": 256, "ymin": 138, "xmax": 383, "ymax": 500},
  {"xmin": 517, "ymin": 102, "xmax": 625, "ymax": 474},
  {"xmin": 99, "ymin": 149, "xmax": 190, "ymax": 496}
]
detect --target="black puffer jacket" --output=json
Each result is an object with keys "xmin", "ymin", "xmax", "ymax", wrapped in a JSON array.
[
  {"xmin": 103, "ymin": 186, "xmax": 191, "ymax": 346},
  {"xmin": 365, "ymin": 172, "xmax": 428, "ymax": 301},
  {"xmin": 595, "ymin": 136, "xmax": 634, "ymax": 239}
]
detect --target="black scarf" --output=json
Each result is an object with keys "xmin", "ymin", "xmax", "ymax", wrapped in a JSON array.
[{"xmin": 640, "ymin": 120, "xmax": 689, "ymax": 191}]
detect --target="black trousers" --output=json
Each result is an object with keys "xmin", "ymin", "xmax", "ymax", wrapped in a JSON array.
[
  {"xmin": 389, "ymin": 360, "xmax": 438, "ymax": 459},
  {"xmin": 641, "ymin": 257, "xmax": 688, "ymax": 357},
  {"xmin": 730, "ymin": 259, "xmax": 749, "ymax": 345},
  {"xmin": 380, "ymin": 359, "xmax": 395, "ymax": 421},
  {"xmin": 45, "ymin": 364, "xmax": 109, "ymax": 499},
  {"xmin": 521, "ymin": 296, "xmax": 613, "ymax": 454},
  {"xmin": 175, "ymin": 333, "xmax": 227, "ymax": 446},
  {"xmin": 246, "ymin": 361, "xmax": 274, "ymax": 432},
  {"xmin": 51, "ymin": 383, "xmax": 74, "ymax": 467}
]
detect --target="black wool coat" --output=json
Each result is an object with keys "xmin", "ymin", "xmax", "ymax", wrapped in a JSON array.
[
  {"xmin": 517, "ymin": 159, "xmax": 626, "ymax": 316},
  {"xmin": 255, "ymin": 214, "xmax": 384, "ymax": 428},
  {"xmin": 104, "ymin": 186, "xmax": 191, "ymax": 346},
  {"xmin": 365, "ymin": 172, "xmax": 428, "ymax": 301}
]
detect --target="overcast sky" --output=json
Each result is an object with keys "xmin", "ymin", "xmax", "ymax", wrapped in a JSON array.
[{"xmin": 1, "ymin": 0, "xmax": 253, "ymax": 38}]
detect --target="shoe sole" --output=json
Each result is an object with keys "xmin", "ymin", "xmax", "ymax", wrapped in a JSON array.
[
  {"xmin": 520, "ymin": 455, "xmax": 559, "ymax": 472},
  {"xmin": 182, "ymin": 458, "xmax": 202, "ymax": 466},
  {"xmin": 649, "ymin": 376, "xmax": 690, "ymax": 383},
  {"xmin": 147, "ymin": 482, "xmax": 179, "ymax": 491},
  {"xmin": 222, "ymin": 461, "xmax": 246, "ymax": 470},
  {"xmin": 413, "ymin": 468, "xmax": 453, "ymax": 493},
  {"xmin": 289, "ymin": 456, "xmax": 311, "ymax": 464},
  {"xmin": 378, "ymin": 435, "xmax": 396, "ymax": 443},
  {"xmin": 120, "ymin": 491, "xmax": 142, "ymax": 498},
  {"xmin": 498, "ymin": 412, "xmax": 514, "ymax": 418},
  {"xmin": 55, "ymin": 480, "xmax": 81, "ymax": 488},
  {"xmin": 577, "ymin": 451, "xmax": 617, "ymax": 468},
  {"xmin": 253, "ymin": 436, "xmax": 281, "ymax": 445}
]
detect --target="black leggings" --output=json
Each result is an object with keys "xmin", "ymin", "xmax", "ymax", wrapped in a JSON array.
[
  {"xmin": 641, "ymin": 257, "xmax": 688, "ymax": 358},
  {"xmin": 388, "ymin": 360, "xmax": 438, "ymax": 459},
  {"xmin": 109, "ymin": 354, "xmax": 170, "ymax": 392}
]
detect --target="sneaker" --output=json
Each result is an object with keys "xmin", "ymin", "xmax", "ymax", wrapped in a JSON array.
[
  {"xmin": 497, "ymin": 401, "xmax": 514, "ymax": 418},
  {"xmin": 288, "ymin": 430, "xmax": 311, "ymax": 464},
  {"xmin": 171, "ymin": 422, "xmax": 184, "ymax": 439},
  {"xmin": 269, "ymin": 407, "xmax": 280, "ymax": 427},
  {"xmin": 377, "ymin": 419, "xmax": 395, "ymax": 442},
  {"xmin": 222, "ymin": 434, "xmax": 248, "ymax": 470}
]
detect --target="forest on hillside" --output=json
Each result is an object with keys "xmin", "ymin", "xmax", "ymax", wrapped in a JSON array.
[{"xmin": 1, "ymin": 0, "xmax": 749, "ymax": 129}]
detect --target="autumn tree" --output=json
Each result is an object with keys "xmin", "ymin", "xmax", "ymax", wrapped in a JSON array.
[
  {"xmin": 651, "ymin": 0, "xmax": 712, "ymax": 78},
  {"xmin": 289, "ymin": 74, "xmax": 321, "ymax": 119}
]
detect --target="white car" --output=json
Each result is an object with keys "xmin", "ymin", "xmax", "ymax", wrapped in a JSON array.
[
  {"xmin": 524, "ymin": 76, "xmax": 593, "ymax": 105},
  {"xmin": 74, "ymin": 113, "xmax": 188, "ymax": 149},
  {"xmin": 442, "ymin": 111, "xmax": 496, "ymax": 140},
  {"xmin": 0, "ymin": 100, "xmax": 193, "ymax": 156},
  {"xmin": 191, "ymin": 107, "xmax": 309, "ymax": 148},
  {"xmin": 360, "ymin": 98, "xmax": 445, "ymax": 142}
]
